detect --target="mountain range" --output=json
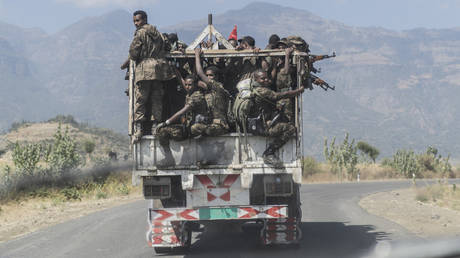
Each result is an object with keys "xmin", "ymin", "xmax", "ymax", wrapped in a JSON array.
[{"xmin": 2, "ymin": 2, "xmax": 460, "ymax": 159}]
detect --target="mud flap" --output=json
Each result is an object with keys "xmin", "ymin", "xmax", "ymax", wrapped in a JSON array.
[
  {"xmin": 147, "ymin": 220, "xmax": 191, "ymax": 249},
  {"xmin": 260, "ymin": 217, "xmax": 302, "ymax": 245}
]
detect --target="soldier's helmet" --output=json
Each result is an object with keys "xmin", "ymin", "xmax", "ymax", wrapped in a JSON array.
[
  {"xmin": 276, "ymin": 38, "xmax": 289, "ymax": 48},
  {"xmin": 286, "ymin": 36, "xmax": 310, "ymax": 53}
]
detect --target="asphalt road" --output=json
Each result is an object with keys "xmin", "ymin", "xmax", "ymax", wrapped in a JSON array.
[{"xmin": 0, "ymin": 180, "xmax": 449, "ymax": 258}]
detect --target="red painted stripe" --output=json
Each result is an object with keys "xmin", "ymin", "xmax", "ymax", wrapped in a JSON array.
[
  {"xmin": 170, "ymin": 235, "xmax": 180, "ymax": 244},
  {"xmin": 196, "ymin": 175, "xmax": 216, "ymax": 188},
  {"xmin": 153, "ymin": 236, "xmax": 163, "ymax": 244},
  {"xmin": 152, "ymin": 221, "xmax": 167, "ymax": 227},
  {"xmin": 220, "ymin": 190, "xmax": 231, "ymax": 201},
  {"xmin": 179, "ymin": 209, "xmax": 198, "ymax": 220},
  {"xmin": 239, "ymin": 207, "xmax": 259, "ymax": 219},
  {"xmin": 265, "ymin": 206, "xmax": 285, "ymax": 218},
  {"xmin": 153, "ymin": 210, "xmax": 174, "ymax": 221},
  {"xmin": 207, "ymin": 192, "xmax": 217, "ymax": 202},
  {"xmin": 222, "ymin": 174, "xmax": 239, "ymax": 188}
]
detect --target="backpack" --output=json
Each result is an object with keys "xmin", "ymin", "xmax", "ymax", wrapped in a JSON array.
[{"xmin": 232, "ymin": 78, "xmax": 254, "ymax": 130}]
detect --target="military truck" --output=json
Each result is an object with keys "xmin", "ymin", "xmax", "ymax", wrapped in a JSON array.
[{"xmin": 128, "ymin": 16, "xmax": 322, "ymax": 254}]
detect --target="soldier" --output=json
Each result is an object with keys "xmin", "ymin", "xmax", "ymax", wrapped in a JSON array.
[
  {"xmin": 126, "ymin": 10, "xmax": 176, "ymax": 143},
  {"xmin": 155, "ymin": 74, "xmax": 209, "ymax": 149},
  {"xmin": 249, "ymin": 69, "xmax": 304, "ymax": 165},
  {"xmin": 273, "ymin": 47, "xmax": 295, "ymax": 122},
  {"xmin": 194, "ymin": 48, "xmax": 230, "ymax": 136},
  {"xmin": 265, "ymin": 34, "xmax": 280, "ymax": 50},
  {"xmin": 234, "ymin": 36, "xmax": 261, "ymax": 82}
]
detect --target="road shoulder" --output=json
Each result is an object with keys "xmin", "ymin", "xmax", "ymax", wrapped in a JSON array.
[{"xmin": 359, "ymin": 187, "xmax": 460, "ymax": 238}]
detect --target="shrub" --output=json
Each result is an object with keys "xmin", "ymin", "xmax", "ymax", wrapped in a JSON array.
[
  {"xmin": 46, "ymin": 125, "xmax": 80, "ymax": 174},
  {"xmin": 385, "ymin": 149, "xmax": 421, "ymax": 178},
  {"xmin": 12, "ymin": 142, "xmax": 42, "ymax": 177},
  {"xmin": 82, "ymin": 140, "xmax": 96, "ymax": 155},
  {"xmin": 60, "ymin": 188, "xmax": 81, "ymax": 201},
  {"xmin": 47, "ymin": 115, "xmax": 78, "ymax": 126},
  {"xmin": 324, "ymin": 133, "xmax": 359, "ymax": 181},
  {"xmin": 302, "ymin": 156, "xmax": 320, "ymax": 177}
]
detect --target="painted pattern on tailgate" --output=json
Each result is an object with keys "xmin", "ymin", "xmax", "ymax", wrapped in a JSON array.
[{"xmin": 187, "ymin": 174, "xmax": 249, "ymax": 206}]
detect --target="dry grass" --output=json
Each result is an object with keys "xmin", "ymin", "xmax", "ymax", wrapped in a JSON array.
[
  {"xmin": 0, "ymin": 172, "xmax": 141, "ymax": 242},
  {"xmin": 415, "ymin": 183, "xmax": 460, "ymax": 211},
  {"xmin": 357, "ymin": 163, "xmax": 403, "ymax": 180}
]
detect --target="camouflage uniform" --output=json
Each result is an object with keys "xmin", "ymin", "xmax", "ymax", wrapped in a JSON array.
[
  {"xmin": 157, "ymin": 90, "xmax": 208, "ymax": 146},
  {"xmin": 275, "ymin": 68, "xmax": 294, "ymax": 122},
  {"xmin": 250, "ymin": 85, "xmax": 296, "ymax": 151},
  {"xmin": 202, "ymin": 80, "xmax": 229, "ymax": 136},
  {"xmin": 129, "ymin": 24, "xmax": 175, "ymax": 124},
  {"xmin": 237, "ymin": 57, "xmax": 260, "ymax": 82}
]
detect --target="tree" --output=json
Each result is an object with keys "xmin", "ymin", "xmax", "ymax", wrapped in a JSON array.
[{"xmin": 357, "ymin": 141, "xmax": 380, "ymax": 163}]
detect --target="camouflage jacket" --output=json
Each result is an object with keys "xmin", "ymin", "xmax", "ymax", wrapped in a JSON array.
[
  {"xmin": 129, "ymin": 24, "xmax": 175, "ymax": 83},
  {"xmin": 276, "ymin": 68, "xmax": 293, "ymax": 91},
  {"xmin": 203, "ymin": 80, "xmax": 229, "ymax": 125},
  {"xmin": 250, "ymin": 85, "xmax": 278, "ymax": 121},
  {"xmin": 185, "ymin": 90, "xmax": 208, "ymax": 126}
]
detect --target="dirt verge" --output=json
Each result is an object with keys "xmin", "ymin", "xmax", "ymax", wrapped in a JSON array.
[
  {"xmin": 0, "ymin": 193, "xmax": 142, "ymax": 243},
  {"xmin": 359, "ymin": 187, "xmax": 460, "ymax": 238}
]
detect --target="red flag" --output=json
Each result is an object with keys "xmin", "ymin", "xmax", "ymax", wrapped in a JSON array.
[{"xmin": 228, "ymin": 25, "xmax": 237, "ymax": 41}]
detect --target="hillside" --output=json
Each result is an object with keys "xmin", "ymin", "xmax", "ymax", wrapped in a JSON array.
[
  {"xmin": 0, "ymin": 117, "xmax": 129, "ymax": 167},
  {"xmin": 1, "ymin": 2, "xmax": 460, "ymax": 159}
]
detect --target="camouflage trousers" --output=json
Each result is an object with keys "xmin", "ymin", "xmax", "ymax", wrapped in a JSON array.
[
  {"xmin": 134, "ymin": 80, "xmax": 165, "ymax": 122},
  {"xmin": 276, "ymin": 98, "xmax": 294, "ymax": 123},
  {"xmin": 156, "ymin": 123, "xmax": 210, "ymax": 146},
  {"xmin": 191, "ymin": 120, "xmax": 229, "ymax": 137},
  {"xmin": 267, "ymin": 122, "xmax": 296, "ymax": 149}
]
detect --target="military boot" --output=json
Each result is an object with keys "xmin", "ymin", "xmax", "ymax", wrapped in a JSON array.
[
  {"xmin": 132, "ymin": 122, "xmax": 143, "ymax": 144},
  {"xmin": 263, "ymin": 144, "xmax": 281, "ymax": 166},
  {"xmin": 157, "ymin": 146, "xmax": 175, "ymax": 168}
]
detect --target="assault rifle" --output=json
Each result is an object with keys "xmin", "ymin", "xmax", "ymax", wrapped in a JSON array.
[
  {"xmin": 306, "ymin": 52, "xmax": 336, "ymax": 74},
  {"xmin": 309, "ymin": 52, "xmax": 336, "ymax": 63},
  {"xmin": 311, "ymin": 74, "xmax": 335, "ymax": 91}
]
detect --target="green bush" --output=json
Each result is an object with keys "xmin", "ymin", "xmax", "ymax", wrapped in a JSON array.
[
  {"xmin": 302, "ymin": 156, "xmax": 320, "ymax": 177},
  {"xmin": 12, "ymin": 142, "xmax": 42, "ymax": 176},
  {"xmin": 324, "ymin": 133, "xmax": 359, "ymax": 181},
  {"xmin": 60, "ymin": 188, "xmax": 81, "ymax": 201},
  {"xmin": 82, "ymin": 140, "xmax": 96, "ymax": 155},
  {"xmin": 386, "ymin": 149, "xmax": 420, "ymax": 178},
  {"xmin": 46, "ymin": 125, "xmax": 80, "ymax": 174}
]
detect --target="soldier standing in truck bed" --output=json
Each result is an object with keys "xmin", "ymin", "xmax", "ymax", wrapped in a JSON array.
[
  {"xmin": 127, "ymin": 10, "xmax": 175, "ymax": 143},
  {"xmin": 273, "ymin": 45, "xmax": 295, "ymax": 122}
]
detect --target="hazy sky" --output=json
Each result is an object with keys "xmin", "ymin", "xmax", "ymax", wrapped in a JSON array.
[{"xmin": 1, "ymin": 0, "xmax": 460, "ymax": 33}]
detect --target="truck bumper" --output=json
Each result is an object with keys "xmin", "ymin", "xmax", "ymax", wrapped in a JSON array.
[{"xmin": 149, "ymin": 205, "xmax": 287, "ymax": 221}]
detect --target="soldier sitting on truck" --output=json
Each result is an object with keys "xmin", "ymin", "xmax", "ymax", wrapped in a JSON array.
[
  {"xmin": 249, "ymin": 69, "xmax": 304, "ymax": 165},
  {"xmin": 194, "ymin": 48, "xmax": 230, "ymax": 136},
  {"xmin": 155, "ymin": 74, "xmax": 209, "ymax": 165}
]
